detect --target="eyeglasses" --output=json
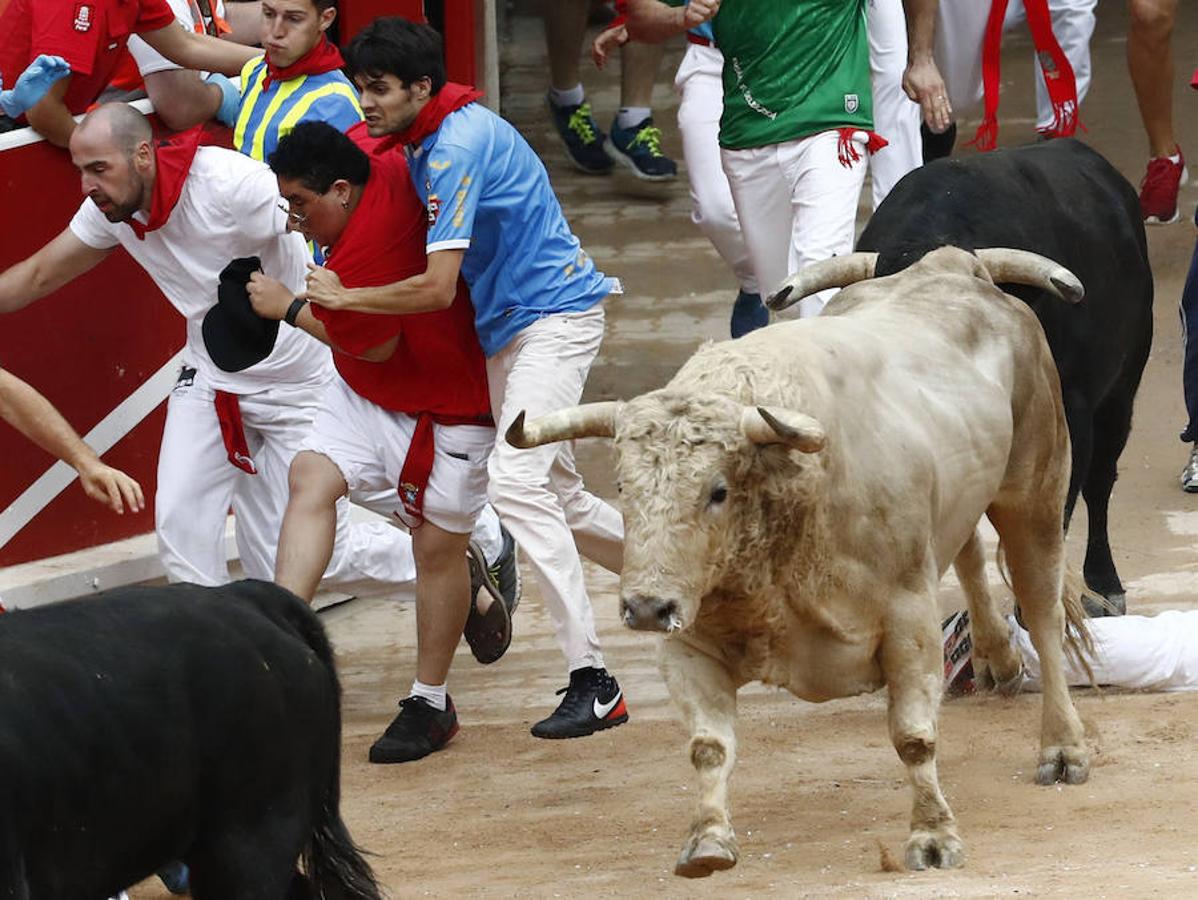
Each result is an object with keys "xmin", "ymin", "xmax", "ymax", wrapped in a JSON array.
[{"xmin": 278, "ymin": 201, "xmax": 309, "ymax": 228}]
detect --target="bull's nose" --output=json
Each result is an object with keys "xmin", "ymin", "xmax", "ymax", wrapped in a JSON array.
[{"xmin": 621, "ymin": 595, "xmax": 682, "ymax": 633}]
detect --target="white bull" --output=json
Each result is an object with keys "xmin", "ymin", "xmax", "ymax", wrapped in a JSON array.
[{"xmin": 508, "ymin": 246, "xmax": 1093, "ymax": 877}]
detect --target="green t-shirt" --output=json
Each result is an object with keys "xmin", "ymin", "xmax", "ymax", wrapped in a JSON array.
[{"xmin": 669, "ymin": 0, "xmax": 874, "ymax": 150}]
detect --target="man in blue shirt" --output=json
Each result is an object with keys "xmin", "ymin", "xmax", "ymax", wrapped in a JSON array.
[{"xmin": 305, "ymin": 16, "xmax": 629, "ymax": 749}]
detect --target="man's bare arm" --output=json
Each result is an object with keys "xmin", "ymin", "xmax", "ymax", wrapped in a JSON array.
[
  {"xmin": 0, "ymin": 229, "xmax": 112, "ymax": 314},
  {"xmin": 0, "ymin": 368, "xmax": 144, "ymax": 513},
  {"xmin": 902, "ymin": 0, "xmax": 953, "ymax": 132},
  {"xmin": 302, "ymin": 250, "xmax": 465, "ymax": 315},
  {"xmin": 140, "ymin": 23, "xmax": 259, "ymax": 77},
  {"xmin": 23, "ymin": 77, "xmax": 77, "ymax": 148},
  {"xmin": 626, "ymin": 0, "xmax": 718, "ymax": 44},
  {"xmin": 142, "ymin": 69, "xmax": 224, "ymax": 132},
  {"xmin": 222, "ymin": 1, "xmax": 263, "ymax": 44}
]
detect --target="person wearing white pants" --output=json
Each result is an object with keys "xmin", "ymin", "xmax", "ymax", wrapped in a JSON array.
[
  {"xmin": 663, "ymin": 0, "xmax": 916, "ymax": 337},
  {"xmin": 324, "ymin": 18, "xmax": 631, "ymax": 742},
  {"xmin": 630, "ymin": 0, "xmax": 879, "ymax": 318},
  {"xmin": 908, "ymin": 0, "xmax": 1095, "ymax": 147}
]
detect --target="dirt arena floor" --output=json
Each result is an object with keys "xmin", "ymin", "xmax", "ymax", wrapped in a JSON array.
[{"xmin": 124, "ymin": 6, "xmax": 1198, "ymax": 898}]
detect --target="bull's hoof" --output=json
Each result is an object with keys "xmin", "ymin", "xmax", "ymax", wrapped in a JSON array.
[
  {"xmin": 1035, "ymin": 746, "xmax": 1089, "ymax": 785},
  {"xmin": 904, "ymin": 829, "xmax": 965, "ymax": 870},
  {"xmin": 674, "ymin": 832, "xmax": 738, "ymax": 878}
]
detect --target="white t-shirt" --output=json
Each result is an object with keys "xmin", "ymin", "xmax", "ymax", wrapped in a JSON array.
[
  {"xmin": 69, "ymin": 146, "xmax": 331, "ymax": 394},
  {"xmin": 127, "ymin": 0, "xmax": 227, "ymax": 77}
]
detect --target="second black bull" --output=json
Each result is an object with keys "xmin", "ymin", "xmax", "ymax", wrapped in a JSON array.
[{"xmin": 857, "ymin": 138, "xmax": 1152, "ymax": 613}]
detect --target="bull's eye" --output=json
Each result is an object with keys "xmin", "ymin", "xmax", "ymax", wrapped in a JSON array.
[{"xmin": 709, "ymin": 484, "xmax": 728, "ymax": 506}]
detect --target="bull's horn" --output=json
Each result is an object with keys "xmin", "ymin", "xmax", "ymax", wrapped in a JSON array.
[
  {"xmin": 974, "ymin": 248, "xmax": 1084, "ymax": 304},
  {"xmin": 766, "ymin": 253, "xmax": 879, "ymax": 312},
  {"xmin": 741, "ymin": 406, "xmax": 826, "ymax": 453},
  {"xmin": 505, "ymin": 402, "xmax": 619, "ymax": 449}
]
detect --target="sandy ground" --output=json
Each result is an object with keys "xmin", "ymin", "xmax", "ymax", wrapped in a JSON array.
[{"xmin": 122, "ymin": 5, "xmax": 1198, "ymax": 898}]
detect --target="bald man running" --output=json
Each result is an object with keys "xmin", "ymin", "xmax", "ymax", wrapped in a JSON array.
[{"xmin": 0, "ymin": 104, "xmax": 415, "ymax": 596}]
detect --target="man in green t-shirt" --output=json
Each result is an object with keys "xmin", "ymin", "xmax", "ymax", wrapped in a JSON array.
[{"xmin": 629, "ymin": 0, "xmax": 881, "ymax": 318}]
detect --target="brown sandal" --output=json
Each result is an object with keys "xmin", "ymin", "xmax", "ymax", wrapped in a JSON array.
[{"xmin": 463, "ymin": 591, "xmax": 512, "ymax": 664}]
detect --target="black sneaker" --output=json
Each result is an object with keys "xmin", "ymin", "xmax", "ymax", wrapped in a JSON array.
[
  {"xmin": 369, "ymin": 696, "xmax": 459, "ymax": 764},
  {"xmin": 605, "ymin": 116, "xmax": 677, "ymax": 181},
  {"xmin": 531, "ymin": 667, "xmax": 628, "ymax": 739},
  {"xmin": 547, "ymin": 97, "xmax": 613, "ymax": 175},
  {"xmin": 469, "ymin": 524, "xmax": 521, "ymax": 615}
]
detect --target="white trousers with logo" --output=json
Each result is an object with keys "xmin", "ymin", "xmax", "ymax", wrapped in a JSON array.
[
  {"xmin": 156, "ymin": 365, "xmax": 501, "ymax": 591},
  {"xmin": 935, "ymin": 0, "xmax": 1096, "ymax": 133},
  {"xmin": 486, "ymin": 308, "xmax": 624, "ymax": 675},
  {"xmin": 721, "ymin": 130, "xmax": 869, "ymax": 316}
]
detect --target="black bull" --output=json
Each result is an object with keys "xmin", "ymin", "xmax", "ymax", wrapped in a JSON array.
[
  {"xmin": 0, "ymin": 580, "xmax": 382, "ymax": 900},
  {"xmin": 857, "ymin": 138, "xmax": 1153, "ymax": 612}
]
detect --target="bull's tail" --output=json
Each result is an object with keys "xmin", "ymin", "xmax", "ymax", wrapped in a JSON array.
[
  {"xmin": 993, "ymin": 542, "xmax": 1096, "ymax": 686},
  {"xmin": 303, "ymin": 809, "xmax": 383, "ymax": 900}
]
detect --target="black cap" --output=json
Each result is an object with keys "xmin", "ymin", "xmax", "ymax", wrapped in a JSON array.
[{"xmin": 201, "ymin": 256, "xmax": 279, "ymax": 372}]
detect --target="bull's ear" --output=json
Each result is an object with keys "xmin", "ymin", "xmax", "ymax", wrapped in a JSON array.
[{"xmin": 741, "ymin": 406, "xmax": 826, "ymax": 453}]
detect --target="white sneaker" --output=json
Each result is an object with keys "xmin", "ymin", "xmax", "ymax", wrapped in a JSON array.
[{"xmin": 1180, "ymin": 444, "xmax": 1198, "ymax": 492}]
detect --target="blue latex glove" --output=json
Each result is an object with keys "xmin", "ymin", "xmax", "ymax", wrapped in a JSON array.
[
  {"xmin": 0, "ymin": 54, "xmax": 71, "ymax": 118},
  {"xmin": 205, "ymin": 73, "xmax": 241, "ymax": 127}
]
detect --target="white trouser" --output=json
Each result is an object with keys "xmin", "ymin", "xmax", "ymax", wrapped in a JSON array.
[
  {"xmin": 935, "ymin": 0, "xmax": 1096, "ymax": 132},
  {"xmin": 155, "ymin": 366, "xmax": 425, "ymax": 590},
  {"xmin": 486, "ymin": 307, "xmax": 624, "ymax": 674},
  {"xmin": 867, "ymin": 0, "xmax": 922, "ymax": 209},
  {"xmin": 1015, "ymin": 611, "xmax": 1198, "ymax": 692},
  {"xmin": 675, "ymin": 43, "xmax": 758, "ymax": 295},
  {"xmin": 721, "ymin": 130, "xmax": 869, "ymax": 317}
]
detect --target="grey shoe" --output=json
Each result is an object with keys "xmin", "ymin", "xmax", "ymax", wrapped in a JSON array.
[{"xmin": 1181, "ymin": 444, "xmax": 1198, "ymax": 492}]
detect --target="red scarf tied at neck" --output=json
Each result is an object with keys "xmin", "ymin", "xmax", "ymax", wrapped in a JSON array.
[
  {"xmin": 968, "ymin": 0, "xmax": 1080, "ymax": 152},
  {"xmin": 127, "ymin": 126, "xmax": 205, "ymax": 240},
  {"xmin": 263, "ymin": 36, "xmax": 345, "ymax": 90},
  {"xmin": 384, "ymin": 82, "xmax": 484, "ymax": 150}
]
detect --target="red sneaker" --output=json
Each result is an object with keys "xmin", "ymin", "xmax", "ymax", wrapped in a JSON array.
[{"xmin": 1139, "ymin": 146, "xmax": 1187, "ymax": 225}]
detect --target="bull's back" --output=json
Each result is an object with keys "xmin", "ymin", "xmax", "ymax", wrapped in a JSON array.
[{"xmin": 858, "ymin": 140, "xmax": 1152, "ymax": 399}]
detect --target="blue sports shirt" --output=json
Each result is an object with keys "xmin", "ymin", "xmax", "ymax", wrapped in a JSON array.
[{"xmin": 406, "ymin": 102, "xmax": 616, "ymax": 357}]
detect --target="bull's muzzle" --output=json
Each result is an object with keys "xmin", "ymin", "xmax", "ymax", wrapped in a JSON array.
[{"xmin": 621, "ymin": 594, "xmax": 683, "ymax": 633}]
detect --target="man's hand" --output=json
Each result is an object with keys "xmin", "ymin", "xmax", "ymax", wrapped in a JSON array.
[
  {"xmin": 76, "ymin": 458, "xmax": 145, "ymax": 515},
  {"xmin": 684, "ymin": 0, "xmax": 720, "ymax": 27},
  {"xmin": 903, "ymin": 56, "xmax": 953, "ymax": 133},
  {"xmin": 592, "ymin": 25, "xmax": 629, "ymax": 69},
  {"xmin": 0, "ymin": 55, "xmax": 71, "ymax": 118},
  {"xmin": 246, "ymin": 271, "xmax": 295, "ymax": 320},
  {"xmin": 303, "ymin": 264, "xmax": 350, "ymax": 310}
]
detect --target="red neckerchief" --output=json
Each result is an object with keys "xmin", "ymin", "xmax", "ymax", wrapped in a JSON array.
[
  {"xmin": 127, "ymin": 126, "xmax": 205, "ymax": 241},
  {"xmin": 389, "ymin": 82, "xmax": 483, "ymax": 149},
  {"xmin": 262, "ymin": 36, "xmax": 345, "ymax": 90},
  {"xmin": 968, "ymin": 0, "xmax": 1079, "ymax": 151}
]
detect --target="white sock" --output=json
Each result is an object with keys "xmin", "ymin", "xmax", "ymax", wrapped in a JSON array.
[
  {"xmin": 1169, "ymin": 152, "xmax": 1182, "ymax": 164},
  {"xmin": 410, "ymin": 680, "xmax": 447, "ymax": 711},
  {"xmin": 549, "ymin": 84, "xmax": 585, "ymax": 108},
  {"xmin": 617, "ymin": 106, "xmax": 651, "ymax": 130},
  {"xmin": 471, "ymin": 504, "xmax": 504, "ymax": 565}
]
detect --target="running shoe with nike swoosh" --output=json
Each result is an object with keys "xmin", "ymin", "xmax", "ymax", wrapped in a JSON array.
[{"xmin": 531, "ymin": 666, "xmax": 628, "ymax": 739}]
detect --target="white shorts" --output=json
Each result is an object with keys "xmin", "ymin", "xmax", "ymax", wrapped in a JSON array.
[{"xmin": 299, "ymin": 379, "xmax": 495, "ymax": 535}]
